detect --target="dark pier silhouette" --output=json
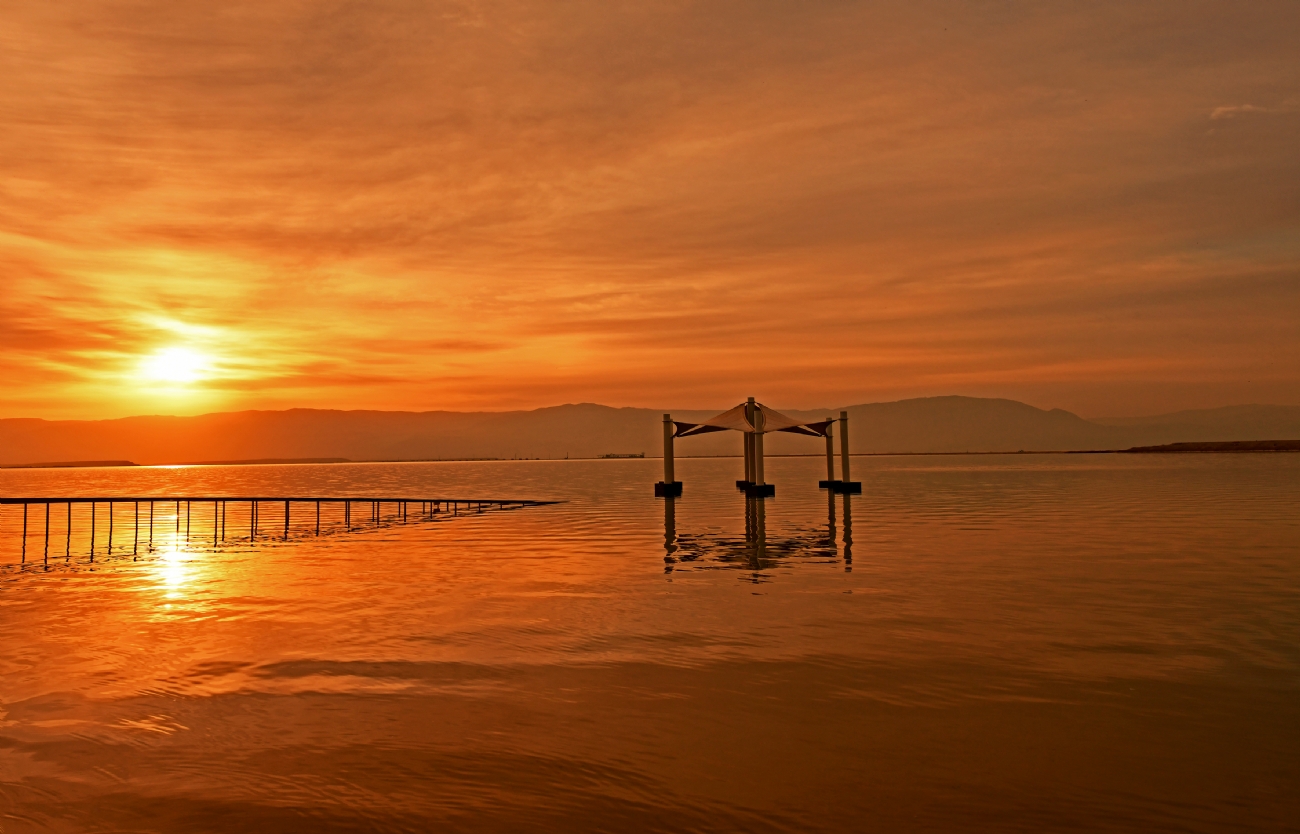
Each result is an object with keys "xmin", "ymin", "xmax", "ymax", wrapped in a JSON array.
[{"xmin": 1, "ymin": 496, "xmax": 558, "ymax": 565}]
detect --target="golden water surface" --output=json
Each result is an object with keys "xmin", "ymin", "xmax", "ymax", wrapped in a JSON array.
[{"xmin": 1, "ymin": 455, "xmax": 1297, "ymax": 832}]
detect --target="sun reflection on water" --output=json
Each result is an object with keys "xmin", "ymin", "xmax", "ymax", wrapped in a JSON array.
[{"xmin": 152, "ymin": 546, "xmax": 197, "ymax": 602}]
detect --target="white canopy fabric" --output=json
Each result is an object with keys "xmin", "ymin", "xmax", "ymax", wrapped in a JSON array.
[{"xmin": 674, "ymin": 403, "xmax": 833, "ymax": 438}]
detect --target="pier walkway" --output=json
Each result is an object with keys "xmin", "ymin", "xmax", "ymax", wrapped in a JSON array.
[{"xmin": 1, "ymin": 496, "xmax": 558, "ymax": 564}]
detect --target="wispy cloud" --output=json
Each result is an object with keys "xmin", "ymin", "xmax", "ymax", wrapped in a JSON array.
[
  {"xmin": 2, "ymin": 1, "xmax": 1298, "ymax": 419},
  {"xmin": 1210, "ymin": 100, "xmax": 1298, "ymax": 119}
]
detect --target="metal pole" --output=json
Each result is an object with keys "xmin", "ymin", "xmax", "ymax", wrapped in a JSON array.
[
  {"xmin": 284, "ymin": 500, "xmax": 290, "ymax": 540},
  {"xmin": 149, "ymin": 501, "xmax": 154, "ymax": 546},
  {"xmin": 175, "ymin": 500, "xmax": 180, "ymax": 537},
  {"xmin": 214, "ymin": 501, "xmax": 219, "ymax": 547},
  {"xmin": 22, "ymin": 504, "xmax": 27, "ymax": 562},
  {"xmin": 186, "ymin": 501, "xmax": 191, "ymax": 540},
  {"xmin": 251, "ymin": 501, "xmax": 257, "ymax": 541},
  {"xmin": 90, "ymin": 502, "xmax": 95, "ymax": 557},
  {"xmin": 133, "ymin": 502, "xmax": 138, "ymax": 555},
  {"xmin": 44, "ymin": 502, "xmax": 49, "ymax": 561},
  {"xmin": 825, "ymin": 420, "xmax": 836, "ymax": 483},
  {"xmin": 316, "ymin": 501, "xmax": 320, "ymax": 535},
  {"xmin": 663, "ymin": 413, "xmax": 675, "ymax": 484},
  {"xmin": 65, "ymin": 502, "xmax": 71, "ymax": 558},
  {"xmin": 839, "ymin": 410, "xmax": 851, "ymax": 484},
  {"xmin": 108, "ymin": 501, "xmax": 113, "ymax": 552}
]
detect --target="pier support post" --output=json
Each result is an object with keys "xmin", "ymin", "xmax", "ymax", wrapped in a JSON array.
[
  {"xmin": 833, "ymin": 410, "xmax": 862, "ymax": 493},
  {"xmin": 655, "ymin": 413, "xmax": 683, "ymax": 497}
]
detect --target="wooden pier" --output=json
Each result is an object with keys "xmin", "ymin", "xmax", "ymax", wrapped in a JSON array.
[{"xmin": 0, "ymin": 496, "xmax": 558, "ymax": 565}]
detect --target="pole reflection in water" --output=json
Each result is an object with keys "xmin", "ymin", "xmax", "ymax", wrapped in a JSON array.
[
  {"xmin": 662, "ymin": 497, "xmax": 676, "ymax": 575},
  {"xmin": 662, "ymin": 491, "xmax": 849, "ymax": 578},
  {"xmin": 841, "ymin": 492, "xmax": 853, "ymax": 572},
  {"xmin": 826, "ymin": 487, "xmax": 837, "ymax": 550},
  {"xmin": 745, "ymin": 497, "xmax": 768, "ymax": 576}
]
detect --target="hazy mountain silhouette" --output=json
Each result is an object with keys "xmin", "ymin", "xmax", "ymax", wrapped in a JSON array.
[
  {"xmin": 1090, "ymin": 404, "xmax": 1300, "ymax": 446},
  {"xmin": 1, "ymin": 397, "xmax": 1297, "ymax": 466}
]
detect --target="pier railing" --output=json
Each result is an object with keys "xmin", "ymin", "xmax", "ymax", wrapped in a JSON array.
[{"xmin": 0, "ymin": 496, "xmax": 558, "ymax": 564}]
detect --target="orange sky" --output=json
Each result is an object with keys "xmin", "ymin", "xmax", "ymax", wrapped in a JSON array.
[{"xmin": 3, "ymin": 1, "xmax": 1297, "ymax": 420}]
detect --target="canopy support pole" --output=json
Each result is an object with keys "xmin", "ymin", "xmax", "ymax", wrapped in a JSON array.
[
  {"xmin": 834, "ymin": 410, "xmax": 862, "ymax": 493},
  {"xmin": 738, "ymin": 397, "xmax": 756, "ymax": 490},
  {"xmin": 655, "ymin": 413, "xmax": 683, "ymax": 497},
  {"xmin": 745, "ymin": 400, "xmax": 774, "ymax": 497},
  {"xmin": 820, "ymin": 419, "xmax": 839, "ymax": 488}
]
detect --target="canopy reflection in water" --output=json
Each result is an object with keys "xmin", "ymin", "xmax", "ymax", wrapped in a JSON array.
[{"xmin": 662, "ymin": 491, "xmax": 853, "ymax": 578}]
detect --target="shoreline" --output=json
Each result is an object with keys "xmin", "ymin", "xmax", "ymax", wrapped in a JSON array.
[{"xmin": 3, "ymin": 440, "xmax": 1298, "ymax": 471}]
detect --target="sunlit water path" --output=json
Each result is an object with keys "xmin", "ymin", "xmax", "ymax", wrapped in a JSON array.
[{"xmin": 1, "ymin": 455, "xmax": 1297, "ymax": 832}]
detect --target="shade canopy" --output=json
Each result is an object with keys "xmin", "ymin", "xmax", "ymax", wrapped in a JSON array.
[{"xmin": 673, "ymin": 403, "xmax": 833, "ymax": 438}]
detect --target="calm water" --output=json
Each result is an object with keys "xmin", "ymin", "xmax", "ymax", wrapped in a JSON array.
[{"xmin": 1, "ymin": 455, "xmax": 1297, "ymax": 832}]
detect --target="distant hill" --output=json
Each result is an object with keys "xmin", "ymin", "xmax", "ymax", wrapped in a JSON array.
[
  {"xmin": 1091, "ymin": 404, "xmax": 1300, "ymax": 447},
  {"xmin": 1, "ymin": 397, "xmax": 1298, "ymax": 466},
  {"xmin": 1122, "ymin": 440, "xmax": 1300, "ymax": 453}
]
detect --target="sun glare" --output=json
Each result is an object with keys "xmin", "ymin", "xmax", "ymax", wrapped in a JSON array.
[{"xmin": 141, "ymin": 347, "xmax": 210, "ymax": 384}]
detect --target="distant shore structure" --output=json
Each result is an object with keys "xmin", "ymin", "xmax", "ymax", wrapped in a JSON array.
[
  {"xmin": 656, "ymin": 398, "xmax": 862, "ymax": 498},
  {"xmin": 599, "ymin": 453, "xmax": 645, "ymax": 459}
]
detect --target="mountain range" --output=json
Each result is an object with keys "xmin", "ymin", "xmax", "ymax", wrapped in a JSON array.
[{"xmin": 2, "ymin": 397, "xmax": 1299, "ymax": 466}]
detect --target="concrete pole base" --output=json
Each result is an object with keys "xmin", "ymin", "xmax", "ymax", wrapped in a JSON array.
[
  {"xmin": 744, "ymin": 483, "xmax": 776, "ymax": 498},
  {"xmin": 735, "ymin": 480, "xmax": 752, "ymax": 490},
  {"xmin": 818, "ymin": 479, "xmax": 841, "ymax": 489},
  {"xmin": 655, "ymin": 481, "xmax": 683, "ymax": 497},
  {"xmin": 831, "ymin": 481, "xmax": 862, "ymax": 494}
]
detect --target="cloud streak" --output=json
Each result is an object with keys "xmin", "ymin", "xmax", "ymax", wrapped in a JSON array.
[{"xmin": 1, "ymin": 0, "xmax": 1297, "ymax": 419}]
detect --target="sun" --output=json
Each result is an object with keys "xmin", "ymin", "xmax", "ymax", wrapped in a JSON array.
[{"xmin": 141, "ymin": 347, "xmax": 210, "ymax": 384}]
